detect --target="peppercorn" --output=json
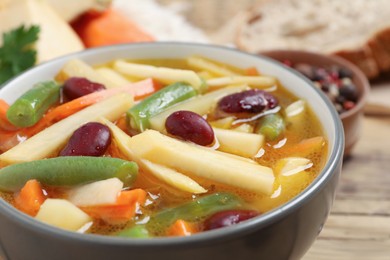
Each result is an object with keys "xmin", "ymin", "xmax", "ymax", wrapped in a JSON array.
[{"xmin": 288, "ymin": 61, "xmax": 358, "ymax": 114}]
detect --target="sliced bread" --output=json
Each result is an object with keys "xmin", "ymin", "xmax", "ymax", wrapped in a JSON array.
[{"xmin": 235, "ymin": 0, "xmax": 390, "ymax": 78}]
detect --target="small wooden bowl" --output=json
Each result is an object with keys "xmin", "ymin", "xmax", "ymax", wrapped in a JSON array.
[{"xmin": 260, "ymin": 50, "xmax": 370, "ymax": 157}]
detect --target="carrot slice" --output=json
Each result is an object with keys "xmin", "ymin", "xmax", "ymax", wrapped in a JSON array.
[
  {"xmin": 245, "ymin": 67, "xmax": 260, "ymax": 76},
  {"xmin": 131, "ymin": 80, "xmax": 162, "ymax": 101},
  {"xmin": 166, "ymin": 219, "xmax": 198, "ymax": 237},
  {"xmin": 72, "ymin": 8, "xmax": 154, "ymax": 48},
  {"xmin": 14, "ymin": 179, "xmax": 46, "ymax": 217},
  {"xmin": 0, "ymin": 100, "xmax": 24, "ymax": 151},
  {"xmin": 0, "ymin": 131, "xmax": 22, "ymax": 153},
  {"xmin": 0, "ymin": 99, "xmax": 9, "ymax": 117},
  {"xmin": 115, "ymin": 115, "xmax": 128, "ymax": 132},
  {"xmin": 283, "ymin": 136, "xmax": 326, "ymax": 157},
  {"xmin": 0, "ymin": 99, "xmax": 18, "ymax": 131},
  {"xmin": 81, "ymin": 189, "xmax": 147, "ymax": 224}
]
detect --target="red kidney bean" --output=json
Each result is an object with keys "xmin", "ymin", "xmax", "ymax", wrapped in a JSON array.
[
  {"xmin": 217, "ymin": 89, "xmax": 278, "ymax": 115},
  {"xmin": 165, "ymin": 110, "xmax": 214, "ymax": 146},
  {"xmin": 204, "ymin": 210, "xmax": 259, "ymax": 230},
  {"xmin": 59, "ymin": 122, "xmax": 111, "ymax": 157},
  {"xmin": 63, "ymin": 77, "xmax": 106, "ymax": 100}
]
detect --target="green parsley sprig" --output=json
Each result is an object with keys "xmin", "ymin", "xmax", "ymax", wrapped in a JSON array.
[{"xmin": 0, "ymin": 25, "xmax": 40, "ymax": 85}]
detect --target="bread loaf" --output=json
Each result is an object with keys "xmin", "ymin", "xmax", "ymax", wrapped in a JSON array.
[{"xmin": 235, "ymin": 0, "xmax": 390, "ymax": 78}]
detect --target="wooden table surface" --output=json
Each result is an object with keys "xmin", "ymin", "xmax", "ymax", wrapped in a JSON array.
[{"xmin": 303, "ymin": 79, "xmax": 390, "ymax": 260}]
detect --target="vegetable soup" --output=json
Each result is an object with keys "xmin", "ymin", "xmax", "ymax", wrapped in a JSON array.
[{"xmin": 0, "ymin": 56, "xmax": 327, "ymax": 238}]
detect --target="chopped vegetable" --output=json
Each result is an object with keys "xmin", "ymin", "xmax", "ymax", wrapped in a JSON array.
[
  {"xmin": 148, "ymin": 193, "xmax": 244, "ymax": 229},
  {"xmin": 206, "ymin": 76, "xmax": 276, "ymax": 89},
  {"xmin": 117, "ymin": 225, "xmax": 150, "ymax": 238},
  {"xmin": 258, "ymin": 170, "xmax": 312, "ymax": 213},
  {"xmin": 56, "ymin": 59, "xmax": 118, "ymax": 88},
  {"xmin": 141, "ymin": 159, "xmax": 207, "ymax": 194},
  {"xmin": 285, "ymin": 100, "xmax": 306, "ymax": 132},
  {"xmin": 114, "ymin": 60, "xmax": 205, "ymax": 92},
  {"xmin": 127, "ymin": 79, "xmax": 162, "ymax": 101},
  {"xmin": 101, "ymin": 117, "xmax": 206, "ymax": 194},
  {"xmin": 202, "ymin": 146, "xmax": 259, "ymax": 164},
  {"xmin": 167, "ymin": 219, "xmax": 198, "ymax": 237},
  {"xmin": 277, "ymin": 157, "xmax": 313, "ymax": 176},
  {"xmin": 0, "ymin": 131, "xmax": 20, "ymax": 153},
  {"xmin": 0, "ymin": 99, "xmax": 9, "ymax": 116},
  {"xmin": 256, "ymin": 113, "xmax": 285, "ymax": 141},
  {"xmin": 284, "ymin": 136, "xmax": 326, "ymax": 157},
  {"xmin": 0, "ymin": 25, "xmax": 39, "ymax": 85},
  {"xmin": 14, "ymin": 179, "xmax": 46, "ymax": 216},
  {"xmin": 68, "ymin": 178, "xmax": 124, "ymax": 207},
  {"xmin": 149, "ymin": 85, "xmax": 248, "ymax": 132},
  {"xmin": 213, "ymin": 127, "xmax": 264, "ymax": 158},
  {"xmin": 245, "ymin": 67, "xmax": 260, "ymax": 76},
  {"xmin": 0, "ymin": 99, "xmax": 16, "ymax": 131},
  {"xmin": 127, "ymin": 130, "xmax": 274, "ymax": 195},
  {"xmin": 232, "ymin": 123, "xmax": 254, "ymax": 133},
  {"xmin": 127, "ymin": 82, "xmax": 197, "ymax": 132},
  {"xmin": 286, "ymin": 100, "xmax": 305, "ymax": 118},
  {"xmin": 187, "ymin": 56, "xmax": 239, "ymax": 77},
  {"xmin": 96, "ymin": 67, "xmax": 132, "ymax": 86},
  {"xmin": 81, "ymin": 189, "xmax": 147, "ymax": 224},
  {"xmin": 35, "ymin": 199, "xmax": 92, "ymax": 231},
  {"xmin": 209, "ymin": 117, "xmax": 234, "ymax": 129},
  {"xmin": 72, "ymin": 8, "xmax": 154, "ymax": 48},
  {"xmin": 0, "ymin": 157, "xmax": 138, "ymax": 192},
  {"xmin": 196, "ymin": 70, "xmax": 213, "ymax": 80},
  {"xmin": 0, "ymin": 94, "xmax": 133, "ymax": 164},
  {"xmin": 6, "ymin": 81, "xmax": 60, "ymax": 127}
]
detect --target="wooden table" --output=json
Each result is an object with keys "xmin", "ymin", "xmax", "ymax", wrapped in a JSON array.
[{"xmin": 304, "ymin": 80, "xmax": 390, "ymax": 260}]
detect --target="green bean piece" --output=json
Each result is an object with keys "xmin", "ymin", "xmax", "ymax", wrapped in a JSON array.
[
  {"xmin": 147, "ymin": 192, "xmax": 244, "ymax": 230},
  {"xmin": 6, "ymin": 81, "xmax": 61, "ymax": 127},
  {"xmin": 117, "ymin": 225, "xmax": 150, "ymax": 238},
  {"xmin": 256, "ymin": 113, "xmax": 285, "ymax": 141},
  {"xmin": 0, "ymin": 157, "xmax": 138, "ymax": 192},
  {"xmin": 127, "ymin": 82, "xmax": 197, "ymax": 132},
  {"xmin": 198, "ymin": 77, "xmax": 208, "ymax": 94}
]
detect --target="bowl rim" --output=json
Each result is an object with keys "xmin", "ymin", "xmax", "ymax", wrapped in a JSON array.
[
  {"xmin": 258, "ymin": 49, "xmax": 370, "ymax": 120},
  {"xmin": 0, "ymin": 42, "xmax": 344, "ymax": 248}
]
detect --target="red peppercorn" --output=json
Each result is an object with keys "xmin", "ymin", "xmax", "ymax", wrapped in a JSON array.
[{"xmin": 343, "ymin": 101, "xmax": 356, "ymax": 111}]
